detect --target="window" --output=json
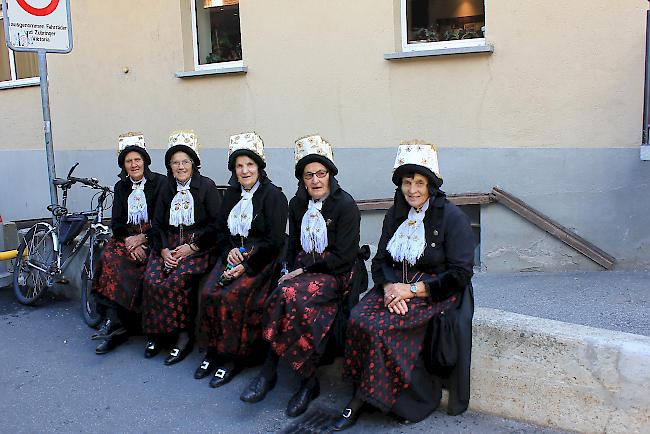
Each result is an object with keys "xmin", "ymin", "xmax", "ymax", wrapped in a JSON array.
[
  {"xmin": 401, "ymin": 0, "xmax": 486, "ymax": 51},
  {"xmin": 0, "ymin": 18, "xmax": 39, "ymax": 87},
  {"xmin": 191, "ymin": 0, "xmax": 243, "ymax": 70}
]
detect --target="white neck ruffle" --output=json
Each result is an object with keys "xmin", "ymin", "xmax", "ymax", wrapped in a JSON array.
[
  {"xmin": 169, "ymin": 179, "xmax": 194, "ymax": 227},
  {"xmin": 227, "ymin": 181, "xmax": 260, "ymax": 237},
  {"xmin": 386, "ymin": 200, "xmax": 430, "ymax": 265},
  {"xmin": 300, "ymin": 199, "xmax": 328, "ymax": 254},
  {"xmin": 127, "ymin": 177, "xmax": 148, "ymax": 225}
]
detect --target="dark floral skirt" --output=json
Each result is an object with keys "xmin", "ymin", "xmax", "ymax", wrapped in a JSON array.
[
  {"xmin": 92, "ymin": 224, "xmax": 150, "ymax": 312},
  {"xmin": 142, "ymin": 232, "xmax": 211, "ymax": 335},
  {"xmin": 342, "ymin": 272, "xmax": 459, "ymax": 413},
  {"xmin": 263, "ymin": 251, "xmax": 352, "ymax": 379},
  {"xmin": 198, "ymin": 259, "xmax": 277, "ymax": 359}
]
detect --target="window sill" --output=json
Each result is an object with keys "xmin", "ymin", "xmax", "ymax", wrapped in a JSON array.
[
  {"xmin": 175, "ymin": 66, "xmax": 247, "ymax": 78},
  {"xmin": 0, "ymin": 78, "xmax": 39, "ymax": 90},
  {"xmin": 384, "ymin": 44, "xmax": 494, "ymax": 60}
]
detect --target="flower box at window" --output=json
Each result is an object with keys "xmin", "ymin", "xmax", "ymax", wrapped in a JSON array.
[
  {"xmin": 192, "ymin": 0, "xmax": 243, "ymax": 70},
  {"xmin": 402, "ymin": 0, "xmax": 486, "ymax": 51},
  {"xmin": 0, "ymin": 18, "xmax": 39, "ymax": 88}
]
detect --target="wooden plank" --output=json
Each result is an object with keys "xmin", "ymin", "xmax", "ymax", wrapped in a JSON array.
[
  {"xmin": 449, "ymin": 193, "xmax": 494, "ymax": 206},
  {"xmin": 356, "ymin": 199, "xmax": 393, "ymax": 211},
  {"xmin": 356, "ymin": 192, "xmax": 492, "ymax": 211},
  {"xmin": 491, "ymin": 187, "xmax": 615, "ymax": 270}
]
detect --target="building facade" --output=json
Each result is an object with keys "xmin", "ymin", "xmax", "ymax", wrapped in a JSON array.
[{"xmin": 1, "ymin": 0, "xmax": 649, "ymax": 271}]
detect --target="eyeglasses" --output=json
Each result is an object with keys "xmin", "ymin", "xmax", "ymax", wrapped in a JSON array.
[
  {"xmin": 171, "ymin": 159, "xmax": 193, "ymax": 168},
  {"xmin": 303, "ymin": 170, "xmax": 329, "ymax": 180}
]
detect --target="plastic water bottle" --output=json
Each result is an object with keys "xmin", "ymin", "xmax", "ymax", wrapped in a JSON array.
[{"xmin": 219, "ymin": 247, "xmax": 247, "ymax": 285}]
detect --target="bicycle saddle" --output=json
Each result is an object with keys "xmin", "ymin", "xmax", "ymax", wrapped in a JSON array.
[{"xmin": 53, "ymin": 178, "xmax": 73, "ymax": 187}]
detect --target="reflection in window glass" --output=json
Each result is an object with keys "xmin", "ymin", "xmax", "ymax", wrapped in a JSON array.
[
  {"xmin": 195, "ymin": 1, "xmax": 242, "ymax": 65},
  {"xmin": 0, "ymin": 18, "xmax": 39, "ymax": 82},
  {"xmin": 406, "ymin": 0, "xmax": 485, "ymax": 44},
  {"xmin": 0, "ymin": 22, "xmax": 12, "ymax": 81},
  {"xmin": 15, "ymin": 51, "xmax": 38, "ymax": 79}
]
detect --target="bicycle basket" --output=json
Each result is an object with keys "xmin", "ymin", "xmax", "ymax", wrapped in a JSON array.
[{"xmin": 59, "ymin": 213, "xmax": 88, "ymax": 244}]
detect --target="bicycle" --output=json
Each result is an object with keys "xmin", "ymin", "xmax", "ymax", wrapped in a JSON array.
[{"xmin": 13, "ymin": 163, "xmax": 113, "ymax": 328}]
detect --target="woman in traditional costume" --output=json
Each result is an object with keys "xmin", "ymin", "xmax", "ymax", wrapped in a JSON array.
[
  {"xmin": 333, "ymin": 142, "xmax": 476, "ymax": 431},
  {"xmin": 142, "ymin": 130, "xmax": 221, "ymax": 365},
  {"xmin": 240, "ymin": 135, "xmax": 361, "ymax": 418},
  {"xmin": 92, "ymin": 132, "xmax": 165, "ymax": 355},
  {"xmin": 195, "ymin": 132, "xmax": 288, "ymax": 387}
]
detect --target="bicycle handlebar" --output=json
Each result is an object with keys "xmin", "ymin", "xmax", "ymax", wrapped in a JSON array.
[{"xmin": 53, "ymin": 163, "xmax": 112, "ymax": 192}]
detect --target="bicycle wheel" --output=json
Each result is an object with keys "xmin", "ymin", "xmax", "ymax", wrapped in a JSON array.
[
  {"xmin": 81, "ymin": 242, "xmax": 102, "ymax": 328},
  {"xmin": 13, "ymin": 223, "xmax": 56, "ymax": 305}
]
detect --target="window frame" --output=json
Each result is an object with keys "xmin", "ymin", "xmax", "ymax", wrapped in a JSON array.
[
  {"xmin": 400, "ymin": 0, "xmax": 487, "ymax": 53},
  {"xmin": 190, "ymin": 0, "xmax": 244, "ymax": 71},
  {"xmin": 0, "ymin": 18, "xmax": 39, "ymax": 89}
]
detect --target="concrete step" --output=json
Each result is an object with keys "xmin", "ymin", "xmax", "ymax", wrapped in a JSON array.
[{"xmin": 470, "ymin": 307, "xmax": 650, "ymax": 434}]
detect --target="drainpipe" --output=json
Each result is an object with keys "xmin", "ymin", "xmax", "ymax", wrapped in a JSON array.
[{"xmin": 642, "ymin": 0, "xmax": 650, "ymax": 160}]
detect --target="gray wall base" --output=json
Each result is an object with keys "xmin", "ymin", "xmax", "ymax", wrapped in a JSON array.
[{"xmin": 3, "ymin": 147, "xmax": 650, "ymax": 271}]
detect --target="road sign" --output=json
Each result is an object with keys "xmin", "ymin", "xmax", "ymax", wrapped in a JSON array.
[{"xmin": 1, "ymin": 0, "xmax": 72, "ymax": 53}]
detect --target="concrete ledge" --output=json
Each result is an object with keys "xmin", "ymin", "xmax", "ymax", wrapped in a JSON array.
[{"xmin": 472, "ymin": 308, "xmax": 650, "ymax": 433}]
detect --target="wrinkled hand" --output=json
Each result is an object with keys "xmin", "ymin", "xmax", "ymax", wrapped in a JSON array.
[
  {"xmin": 129, "ymin": 245, "xmax": 148, "ymax": 263},
  {"xmin": 125, "ymin": 234, "xmax": 147, "ymax": 252},
  {"xmin": 227, "ymin": 248, "xmax": 245, "ymax": 266},
  {"xmin": 278, "ymin": 267, "xmax": 304, "ymax": 284},
  {"xmin": 223, "ymin": 264, "xmax": 245, "ymax": 280},
  {"xmin": 383, "ymin": 283, "xmax": 412, "ymax": 315},
  {"xmin": 171, "ymin": 244, "xmax": 194, "ymax": 262},
  {"xmin": 161, "ymin": 248, "xmax": 178, "ymax": 270}
]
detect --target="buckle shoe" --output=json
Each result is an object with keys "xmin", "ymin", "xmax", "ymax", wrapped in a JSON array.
[{"xmin": 194, "ymin": 356, "xmax": 215, "ymax": 379}]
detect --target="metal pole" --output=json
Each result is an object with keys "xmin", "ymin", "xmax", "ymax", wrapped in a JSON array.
[
  {"xmin": 38, "ymin": 49, "xmax": 58, "ymax": 206},
  {"xmin": 643, "ymin": 1, "xmax": 650, "ymax": 147}
]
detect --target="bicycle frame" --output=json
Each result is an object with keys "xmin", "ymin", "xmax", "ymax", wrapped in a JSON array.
[{"xmin": 23, "ymin": 171, "xmax": 111, "ymax": 280}]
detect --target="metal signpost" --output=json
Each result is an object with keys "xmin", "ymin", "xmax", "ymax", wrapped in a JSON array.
[{"xmin": 1, "ymin": 0, "xmax": 73, "ymax": 205}]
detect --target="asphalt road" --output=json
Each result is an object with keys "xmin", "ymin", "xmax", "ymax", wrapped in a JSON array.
[
  {"xmin": 0, "ymin": 286, "xmax": 565, "ymax": 434},
  {"xmin": 473, "ymin": 271, "xmax": 650, "ymax": 336}
]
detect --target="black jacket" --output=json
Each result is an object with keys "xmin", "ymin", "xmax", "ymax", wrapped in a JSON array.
[
  {"xmin": 287, "ymin": 178, "xmax": 360, "ymax": 276},
  {"xmin": 371, "ymin": 190, "xmax": 475, "ymax": 302},
  {"xmin": 111, "ymin": 168, "xmax": 166, "ymax": 241},
  {"xmin": 215, "ymin": 176, "xmax": 288, "ymax": 275},
  {"xmin": 151, "ymin": 170, "xmax": 222, "ymax": 252}
]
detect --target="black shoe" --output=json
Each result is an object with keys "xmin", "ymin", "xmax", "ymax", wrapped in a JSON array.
[
  {"xmin": 333, "ymin": 406, "xmax": 363, "ymax": 431},
  {"xmin": 286, "ymin": 379, "xmax": 320, "ymax": 418},
  {"xmin": 91, "ymin": 319, "xmax": 127, "ymax": 341},
  {"xmin": 209, "ymin": 365, "xmax": 241, "ymax": 388},
  {"xmin": 95, "ymin": 335, "xmax": 127, "ymax": 355},
  {"xmin": 194, "ymin": 356, "xmax": 216, "ymax": 379},
  {"xmin": 144, "ymin": 340, "xmax": 161, "ymax": 359},
  {"xmin": 164, "ymin": 342, "xmax": 194, "ymax": 366},
  {"xmin": 240, "ymin": 374, "xmax": 277, "ymax": 403}
]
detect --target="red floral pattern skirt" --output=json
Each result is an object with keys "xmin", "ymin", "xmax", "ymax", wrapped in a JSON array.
[
  {"xmin": 198, "ymin": 259, "xmax": 277, "ymax": 358},
  {"xmin": 263, "ymin": 251, "xmax": 352, "ymax": 379},
  {"xmin": 342, "ymin": 271, "xmax": 458, "ymax": 413},
  {"xmin": 142, "ymin": 232, "xmax": 211, "ymax": 335},
  {"xmin": 92, "ymin": 224, "xmax": 150, "ymax": 312}
]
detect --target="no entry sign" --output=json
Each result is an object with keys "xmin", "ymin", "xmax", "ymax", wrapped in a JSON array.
[{"xmin": 2, "ymin": 0, "xmax": 72, "ymax": 53}]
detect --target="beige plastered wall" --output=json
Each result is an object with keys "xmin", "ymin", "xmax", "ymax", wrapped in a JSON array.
[{"xmin": 0, "ymin": 0, "xmax": 646, "ymax": 151}]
